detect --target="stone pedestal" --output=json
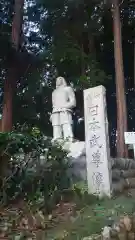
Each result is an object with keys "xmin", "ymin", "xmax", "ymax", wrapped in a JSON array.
[
  {"xmin": 84, "ymin": 85, "xmax": 112, "ymax": 197},
  {"xmin": 63, "ymin": 141, "xmax": 86, "ymax": 182}
]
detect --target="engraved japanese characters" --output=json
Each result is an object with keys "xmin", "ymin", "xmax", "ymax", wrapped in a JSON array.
[{"xmin": 84, "ymin": 86, "xmax": 112, "ymax": 197}]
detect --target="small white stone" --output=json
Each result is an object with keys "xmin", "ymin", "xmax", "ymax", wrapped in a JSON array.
[
  {"xmin": 44, "ymin": 148, "xmax": 48, "ymax": 152},
  {"xmin": 40, "ymin": 155, "xmax": 45, "ymax": 160},
  {"xmin": 102, "ymin": 226, "xmax": 111, "ymax": 240}
]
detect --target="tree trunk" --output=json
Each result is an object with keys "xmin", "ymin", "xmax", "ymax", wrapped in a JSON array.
[
  {"xmin": 0, "ymin": 0, "xmax": 24, "ymax": 184},
  {"xmin": 112, "ymin": 0, "xmax": 128, "ymax": 157},
  {"xmin": 1, "ymin": 0, "xmax": 24, "ymax": 132},
  {"xmin": 134, "ymin": 40, "xmax": 135, "ymax": 89},
  {"xmin": 1, "ymin": 70, "xmax": 15, "ymax": 131}
]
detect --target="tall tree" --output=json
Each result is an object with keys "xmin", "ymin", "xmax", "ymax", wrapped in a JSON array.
[
  {"xmin": 1, "ymin": 0, "xmax": 24, "ymax": 131},
  {"xmin": 112, "ymin": 0, "xmax": 128, "ymax": 157}
]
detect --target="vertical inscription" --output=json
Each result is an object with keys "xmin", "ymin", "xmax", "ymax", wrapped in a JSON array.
[
  {"xmin": 84, "ymin": 86, "xmax": 111, "ymax": 197},
  {"xmin": 86, "ymin": 94, "xmax": 103, "ymax": 194},
  {"xmin": 92, "ymin": 150, "xmax": 102, "ymax": 168}
]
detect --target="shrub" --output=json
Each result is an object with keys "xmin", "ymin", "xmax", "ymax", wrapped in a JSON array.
[{"xmin": 0, "ymin": 131, "xmax": 71, "ymax": 212}]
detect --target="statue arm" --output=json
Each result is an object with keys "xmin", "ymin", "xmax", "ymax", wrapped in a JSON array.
[
  {"xmin": 52, "ymin": 92, "xmax": 54, "ymax": 107},
  {"xmin": 52, "ymin": 91, "xmax": 59, "ymax": 112},
  {"xmin": 66, "ymin": 87, "xmax": 76, "ymax": 109},
  {"xmin": 52, "ymin": 91, "xmax": 56, "ymax": 108}
]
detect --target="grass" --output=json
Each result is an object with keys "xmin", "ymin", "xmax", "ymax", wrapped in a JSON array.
[
  {"xmin": 1, "ymin": 181, "xmax": 135, "ymax": 239},
  {"xmin": 45, "ymin": 195, "xmax": 135, "ymax": 240}
]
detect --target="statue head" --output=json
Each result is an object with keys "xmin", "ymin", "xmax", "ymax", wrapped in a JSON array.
[{"xmin": 56, "ymin": 76, "xmax": 67, "ymax": 88}]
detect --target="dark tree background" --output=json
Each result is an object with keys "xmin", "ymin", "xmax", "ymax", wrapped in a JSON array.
[{"xmin": 0, "ymin": 0, "xmax": 135, "ymax": 156}]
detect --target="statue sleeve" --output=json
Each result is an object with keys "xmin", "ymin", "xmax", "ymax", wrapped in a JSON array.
[
  {"xmin": 66, "ymin": 87, "xmax": 76, "ymax": 109},
  {"xmin": 52, "ymin": 91, "xmax": 55, "ymax": 107}
]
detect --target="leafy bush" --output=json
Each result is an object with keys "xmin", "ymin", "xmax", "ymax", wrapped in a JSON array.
[{"xmin": 0, "ymin": 131, "xmax": 71, "ymax": 212}]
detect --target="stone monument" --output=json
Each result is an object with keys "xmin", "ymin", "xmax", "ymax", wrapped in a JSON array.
[
  {"xmin": 84, "ymin": 85, "xmax": 112, "ymax": 197},
  {"xmin": 51, "ymin": 76, "xmax": 76, "ymax": 142},
  {"xmin": 50, "ymin": 81, "xmax": 112, "ymax": 192}
]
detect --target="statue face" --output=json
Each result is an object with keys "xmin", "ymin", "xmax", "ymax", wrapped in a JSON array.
[
  {"xmin": 57, "ymin": 77, "xmax": 63, "ymax": 86},
  {"xmin": 56, "ymin": 77, "xmax": 66, "ymax": 88}
]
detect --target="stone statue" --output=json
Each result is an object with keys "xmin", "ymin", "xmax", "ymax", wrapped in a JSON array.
[{"xmin": 50, "ymin": 76, "xmax": 76, "ymax": 142}]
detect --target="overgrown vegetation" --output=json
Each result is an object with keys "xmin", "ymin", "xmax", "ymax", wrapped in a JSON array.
[
  {"xmin": 1, "ymin": 0, "xmax": 135, "ymax": 238},
  {"xmin": 0, "ymin": 131, "xmax": 71, "ymax": 213}
]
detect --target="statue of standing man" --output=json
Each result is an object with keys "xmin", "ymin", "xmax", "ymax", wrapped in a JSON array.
[{"xmin": 51, "ymin": 76, "xmax": 76, "ymax": 142}]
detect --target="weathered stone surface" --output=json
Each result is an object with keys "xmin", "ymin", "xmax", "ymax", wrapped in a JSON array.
[
  {"xmin": 125, "ymin": 178, "xmax": 135, "ymax": 188},
  {"xmin": 131, "ymin": 213, "xmax": 135, "ymax": 231},
  {"xmin": 84, "ymin": 86, "xmax": 112, "ymax": 197},
  {"xmin": 63, "ymin": 141, "xmax": 87, "ymax": 181},
  {"xmin": 112, "ymin": 169, "xmax": 135, "ymax": 181},
  {"xmin": 112, "ymin": 158, "xmax": 135, "ymax": 170},
  {"xmin": 112, "ymin": 169, "xmax": 121, "ymax": 181},
  {"xmin": 112, "ymin": 179, "xmax": 127, "ymax": 193},
  {"xmin": 122, "ymin": 170, "xmax": 135, "ymax": 179},
  {"xmin": 122, "ymin": 216, "xmax": 132, "ymax": 232}
]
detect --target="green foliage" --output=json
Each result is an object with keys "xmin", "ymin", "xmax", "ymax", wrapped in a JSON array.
[
  {"xmin": 1, "ymin": 0, "xmax": 135, "ymax": 156},
  {"xmin": 0, "ymin": 0, "xmax": 135, "ymax": 134},
  {"xmin": 37, "ymin": 0, "xmax": 107, "ymax": 84},
  {"xmin": 74, "ymin": 58, "xmax": 112, "ymax": 90},
  {"xmin": 0, "ymin": 131, "xmax": 71, "ymax": 212},
  {"xmin": 10, "ymin": 0, "xmax": 111, "ymax": 132}
]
